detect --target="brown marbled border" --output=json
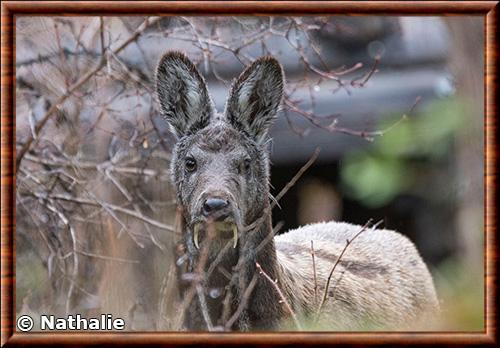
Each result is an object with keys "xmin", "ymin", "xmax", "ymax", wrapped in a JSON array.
[{"xmin": 1, "ymin": 1, "xmax": 498, "ymax": 346}]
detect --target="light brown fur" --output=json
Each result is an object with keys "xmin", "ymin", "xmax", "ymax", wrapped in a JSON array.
[{"xmin": 276, "ymin": 222, "xmax": 439, "ymax": 330}]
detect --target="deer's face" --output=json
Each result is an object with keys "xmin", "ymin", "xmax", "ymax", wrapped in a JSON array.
[
  {"xmin": 156, "ymin": 52, "xmax": 283, "ymax": 252},
  {"xmin": 172, "ymin": 122, "xmax": 269, "ymax": 250}
]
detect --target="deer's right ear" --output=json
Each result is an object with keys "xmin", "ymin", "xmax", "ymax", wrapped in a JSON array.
[{"xmin": 156, "ymin": 51, "xmax": 214, "ymax": 138}]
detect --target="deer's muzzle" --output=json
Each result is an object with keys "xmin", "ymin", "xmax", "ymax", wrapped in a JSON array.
[{"xmin": 193, "ymin": 221, "xmax": 238, "ymax": 249}]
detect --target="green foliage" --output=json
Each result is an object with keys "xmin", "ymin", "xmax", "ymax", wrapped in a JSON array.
[
  {"xmin": 377, "ymin": 98, "xmax": 465, "ymax": 158},
  {"xmin": 341, "ymin": 154, "xmax": 412, "ymax": 207},
  {"xmin": 433, "ymin": 258, "xmax": 484, "ymax": 331},
  {"xmin": 340, "ymin": 98, "xmax": 464, "ymax": 207}
]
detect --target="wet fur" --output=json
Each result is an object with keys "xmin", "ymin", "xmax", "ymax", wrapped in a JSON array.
[{"xmin": 156, "ymin": 51, "xmax": 439, "ymax": 331}]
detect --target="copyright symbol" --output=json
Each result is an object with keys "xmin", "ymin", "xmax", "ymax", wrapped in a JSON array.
[{"xmin": 17, "ymin": 315, "xmax": 34, "ymax": 332}]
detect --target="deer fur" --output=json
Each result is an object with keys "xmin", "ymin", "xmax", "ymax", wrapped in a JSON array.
[{"xmin": 156, "ymin": 51, "xmax": 439, "ymax": 331}]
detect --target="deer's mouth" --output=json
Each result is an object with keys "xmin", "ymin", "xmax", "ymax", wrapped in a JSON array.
[{"xmin": 193, "ymin": 221, "xmax": 238, "ymax": 250}]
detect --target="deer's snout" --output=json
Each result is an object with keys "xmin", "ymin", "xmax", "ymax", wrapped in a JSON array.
[
  {"xmin": 202, "ymin": 197, "xmax": 231, "ymax": 221},
  {"xmin": 193, "ymin": 194, "xmax": 239, "ymax": 250}
]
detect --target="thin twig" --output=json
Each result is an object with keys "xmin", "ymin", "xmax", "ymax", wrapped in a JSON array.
[
  {"xmin": 351, "ymin": 55, "xmax": 380, "ymax": 87},
  {"xmin": 30, "ymin": 192, "xmax": 177, "ymax": 233},
  {"xmin": 172, "ymin": 220, "xmax": 214, "ymax": 330},
  {"xmin": 254, "ymin": 221, "xmax": 285, "ymax": 255},
  {"xmin": 196, "ymin": 284, "xmax": 214, "ymax": 331},
  {"xmin": 75, "ymin": 249, "xmax": 139, "ymax": 264},
  {"xmin": 310, "ymin": 240, "xmax": 318, "ymax": 307},
  {"xmin": 243, "ymin": 148, "xmax": 320, "ymax": 235},
  {"xmin": 100, "ymin": 17, "xmax": 105, "ymax": 57},
  {"xmin": 316, "ymin": 219, "xmax": 384, "ymax": 318},
  {"xmin": 256, "ymin": 262, "xmax": 302, "ymax": 330},
  {"xmin": 24, "ymin": 153, "xmax": 169, "ymax": 177},
  {"xmin": 224, "ymin": 274, "xmax": 258, "ymax": 330},
  {"xmin": 271, "ymin": 147, "xmax": 321, "ymax": 209}
]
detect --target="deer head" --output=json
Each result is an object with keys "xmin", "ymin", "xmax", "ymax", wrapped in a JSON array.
[{"xmin": 156, "ymin": 52, "xmax": 284, "ymax": 257}]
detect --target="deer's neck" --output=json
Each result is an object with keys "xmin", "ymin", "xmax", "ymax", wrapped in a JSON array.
[
  {"xmin": 180, "ymin": 205, "xmax": 284, "ymax": 330},
  {"xmin": 238, "ymin": 210, "xmax": 285, "ymax": 330}
]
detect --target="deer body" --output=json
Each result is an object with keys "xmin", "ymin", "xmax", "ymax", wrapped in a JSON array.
[
  {"xmin": 156, "ymin": 52, "xmax": 439, "ymax": 331},
  {"xmin": 276, "ymin": 222, "xmax": 438, "ymax": 330}
]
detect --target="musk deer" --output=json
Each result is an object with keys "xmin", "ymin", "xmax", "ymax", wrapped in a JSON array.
[{"xmin": 156, "ymin": 51, "xmax": 439, "ymax": 331}]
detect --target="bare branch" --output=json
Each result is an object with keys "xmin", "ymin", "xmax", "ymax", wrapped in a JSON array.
[
  {"xmin": 256, "ymin": 262, "xmax": 302, "ymax": 330},
  {"xmin": 29, "ymin": 192, "xmax": 177, "ymax": 234},
  {"xmin": 16, "ymin": 17, "xmax": 161, "ymax": 170},
  {"xmin": 272, "ymin": 147, "xmax": 320, "ymax": 209},
  {"xmin": 224, "ymin": 274, "xmax": 258, "ymax": 330},
  {"xmin": 316, "ymin": 219, "xmax": 384, "ymax": 318},
  {"xmin": 310, "ymin": 240, "xmax": 318, "ymax": 307}
]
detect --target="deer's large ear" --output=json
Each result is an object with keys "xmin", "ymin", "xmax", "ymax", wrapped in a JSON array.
[
  {"xmin": 225, "ymin": 57, "xmax": 284, "ymax": 142},
  {"xmin": 156, "ymin": 51, "xmax": 214, "ymax": 138}
]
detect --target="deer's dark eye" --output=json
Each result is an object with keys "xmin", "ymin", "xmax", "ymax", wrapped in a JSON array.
[
  {"xmin": 185, "ymin": 157, "xmax": 197, "ymax": 173},
  {"xmin": 239, "ymin": 158, "xmax": 251, "ymax": 174}
]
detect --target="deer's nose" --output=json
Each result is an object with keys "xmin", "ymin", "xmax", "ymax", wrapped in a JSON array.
[{"xmin": 202, "ymin": 198, "xmax": 229, "ymax": 216}]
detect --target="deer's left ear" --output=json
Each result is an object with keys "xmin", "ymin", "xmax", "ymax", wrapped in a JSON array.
[{"xmin": 225, "ymin": 57, "xmax": 284, "ymax": 142}]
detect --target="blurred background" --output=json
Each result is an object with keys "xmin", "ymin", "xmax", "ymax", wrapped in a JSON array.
[{"xmin": 15, "ymin": 16, "xmax": 483, "ymax": 331}]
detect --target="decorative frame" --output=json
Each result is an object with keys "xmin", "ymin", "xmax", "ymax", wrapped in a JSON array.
[{"xmin": 1, "ymin": 1, "xmax": 497, "ymax": 346}]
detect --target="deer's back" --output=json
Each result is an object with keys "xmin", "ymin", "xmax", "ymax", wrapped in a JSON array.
[{"xmin": 274, "ymin": 221, "xmax": 439, "ymax": 330}]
